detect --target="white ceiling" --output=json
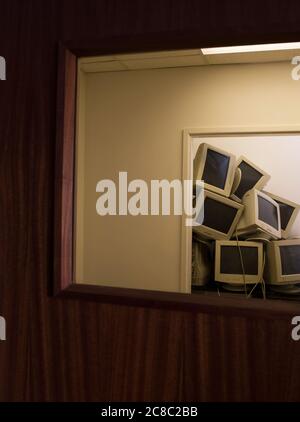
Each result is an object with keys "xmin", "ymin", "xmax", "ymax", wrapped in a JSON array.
[{"xmin": 79, "ymin": 47, "xmax": 300, "ymax": 73}]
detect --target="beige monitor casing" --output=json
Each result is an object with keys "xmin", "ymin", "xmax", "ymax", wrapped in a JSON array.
[
  {"xmin": 193, "ymin": 190, "xmax": 244, "ymax": 240},
  {"xmin": 192, "ymin": 239, "xmax": 211, "ymax": 287},
  {"xmin": 236, "ymin": 189, "xmax": 281, "ymax": 239},
  {"xmin": 194, "ymin": 143, "xmax": 236, "ymax": 197},
  {"xmin": 265, "ymin": 239, "xmax": 300, "ymax": 285},
  {"xmin": 263, "ymin": 191, "xmax": 300, "ymax": 239},
  {"xmin": 215, "ymin": 240, "xmax": 264, "ymax": 284},
  {"xmin": 231, "ymin": 156, "xmax": 271, "ymax": 202}
]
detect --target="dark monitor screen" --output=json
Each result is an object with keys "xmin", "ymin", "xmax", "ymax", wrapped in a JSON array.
[
  {"xmin": 220, "ymin": 245, "xmax": 258, "ymax": 275},
  {"xmin": 202, "ymin": 197, "xmax": 238, "ymax": 233},
  {"xmin": 234, "ymin": 160, "xmax": 262, "ymax": 200},
  {"xmin": 280, "ymin": 245, "xmax": 300, "ymax": 275},
  {"xmin": 258, "ymin": 195, "xmax": 279, "ymax": 230},
  {"xmin": 202, "ymin": 149, "xmax": 230, "ymax": 190},
  {"xmin": 276, "ymin": 201, "xmax": 295, "ymax": 230}
]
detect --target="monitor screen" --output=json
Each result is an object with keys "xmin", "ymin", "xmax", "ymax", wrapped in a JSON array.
[
  {"xmin": 202, "ymin": 197, "xmax": 238, "ymax": 233},
  {"xmin": 220, "ymin": 245, "xmax": 258, "ymax": 275},
  {"xmin": 202, "ymin": 149, "xmax": 230, "ymax": 190},
  {"xmin": 234, "ymin": 160, "xmax": 262, "ymax": 199},
  {"xmin": 280, "ymin": 245, "xmax": 300, "ymax": 275},
  {"xmin": 258, "ymin": 195, "xmax": 279, "ymax": 230},
  {"xmin": 276, "ymin": 201, "xmax": 295, "ymax": 230}
]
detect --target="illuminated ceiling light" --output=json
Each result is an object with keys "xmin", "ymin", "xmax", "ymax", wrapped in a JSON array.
[{"xmin": 201, "ymin": 42, "xmax": 300, "ymax": 55}]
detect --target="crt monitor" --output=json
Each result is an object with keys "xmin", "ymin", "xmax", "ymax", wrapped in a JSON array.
[
  {"xmin": 265, "ymin": 239, "xmax": 300, "ymax": 285},
  {"xmin": 231, "ymin": 156, "xmax": 270, "ymax": 202},
  {"xmin": 193, "ymin": 143, "xmax": 236, "ymax": 197},
  {"xmin": 215, "ymin": 240, "xmax": 263, "ymax": 284},
  {"xmin": 263, "ymin": 191, "xmax": 300, "ymax": 239},
  {"xmin": 236, "ymin": 189, "xmax": 281, "ymax": 239},
  {"xmin": 193, "ymin": 190, "xmax": 244, "ymax": 240}
]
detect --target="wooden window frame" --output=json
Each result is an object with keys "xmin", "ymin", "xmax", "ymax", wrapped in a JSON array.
[{"xmin": 54, "ymin": 35, "xmax": 300, "ymax": 317}]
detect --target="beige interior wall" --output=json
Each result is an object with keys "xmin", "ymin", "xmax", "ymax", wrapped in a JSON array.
[{"xmin": 75, "ymin": 61, "xmax": 300, "ymax": 292}]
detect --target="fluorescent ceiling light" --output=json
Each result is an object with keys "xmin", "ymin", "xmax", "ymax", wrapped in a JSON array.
[{"xmin": 201, "ymin": 42, "xmax": 300, "ymax": 55}]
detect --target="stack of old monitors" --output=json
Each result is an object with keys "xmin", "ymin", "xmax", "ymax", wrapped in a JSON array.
[
  {"xmin": 193, "ymin": 142, "xmax": 300, "ymax": 296},
  {"xmin": 193, "ymin": 143, "xmax": 243, "ymax": 241},
  {"xmin": 192, "ymin": 143, "xmax": 242, "ymax": 289},
  {"xmin": 262, "ymin": 193, "xmax": 300, "ymax": 295}
]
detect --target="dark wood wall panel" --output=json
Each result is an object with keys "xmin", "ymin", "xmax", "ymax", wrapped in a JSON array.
[
  {"xmin": 1, "ymin": 0, "xmax": 300, "ymax": 401},
  {"xmin": 29, "ymin": 300, "xmax": 185, "ymax": 401},
  {"xmin": 182, "ymin": 314, "xmax": 300, "ymax": 402}
]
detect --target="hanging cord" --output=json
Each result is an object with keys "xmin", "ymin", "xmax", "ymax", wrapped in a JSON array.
[
  {"xmin": 234, "ymin": 232, "xmax": 248, "ymax": 297},
  {"xmin": 244, "ymin": 236, "xmax": 270, "ymax": 299},
  {"xmin": 260, "ymin": 249, "xmax": 267, "ymax": 300},
  {"xmin": 245, "ymin": 250, "xmax": 266, "ymax": 299}
]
